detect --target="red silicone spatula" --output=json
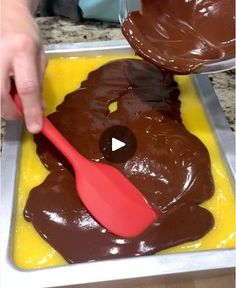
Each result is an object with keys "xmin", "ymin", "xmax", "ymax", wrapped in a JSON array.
[{"xmin": 12, "ymin": 89, "xmax": 157, "ymax": 238}]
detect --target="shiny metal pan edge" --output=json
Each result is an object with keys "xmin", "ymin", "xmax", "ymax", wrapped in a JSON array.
[
  {"xmin": 192, "ymin": 75, "xmax": 235, "ymax": 185},
  {"xmin": 1, "ymin": 40, "xmax": 235, "ymax": 288}
]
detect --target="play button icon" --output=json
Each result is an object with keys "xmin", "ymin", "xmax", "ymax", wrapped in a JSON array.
[
  {"xmin": 112, "ymin": 138, "xmax": 126, "ymax": 151},
  {"xmin": 99, "ymin": 125, "xmax": 137, "ymax": 163}
]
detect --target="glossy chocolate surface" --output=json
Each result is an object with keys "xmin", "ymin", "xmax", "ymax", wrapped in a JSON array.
[
  {"xmin": 122, "ymin": 0, "xmax": 235, "ymax": 74},
  {"xmin": 24, "ymin": 59, "xmax": 214, "ymax": 263}
]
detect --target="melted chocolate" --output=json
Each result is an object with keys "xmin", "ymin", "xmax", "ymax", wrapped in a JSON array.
[
  {"xmin": 122, "ymin": 0, "xmax": 235, "ymax": 74},
  {"xmin": 24, "ymin": 59, "xmax": 214, "ymax": 263}
]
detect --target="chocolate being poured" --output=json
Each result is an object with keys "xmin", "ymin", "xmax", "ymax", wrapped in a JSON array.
[
  {"xmin": 24, "ymin": 59, "xmax": 214, "ymax": 263},
  {"xmin": 122, "ymin": 0, "xmax": 235, "ymax": 74}
]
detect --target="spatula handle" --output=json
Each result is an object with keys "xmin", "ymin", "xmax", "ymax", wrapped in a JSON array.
[
  {"xmin": 12, "ymin": 90, "xmax": 86, "ymax": 168},
  {"xmin": 42, "ymin": 117, "xmax": 86, "ymax": 165}
]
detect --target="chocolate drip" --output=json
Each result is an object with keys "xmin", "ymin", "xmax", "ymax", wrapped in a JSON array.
[
  {"xmin": 122, "ymin": 0, "xmax": 235, "ymax": 74},
  {"xmin": 24, "ymin": 59, "xmax": 214, "ymax": 263}
]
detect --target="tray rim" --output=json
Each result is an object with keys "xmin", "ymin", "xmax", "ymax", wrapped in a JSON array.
[{"xmin": 1, "ymin": 40, "xmax": 235, "ymax": 288}]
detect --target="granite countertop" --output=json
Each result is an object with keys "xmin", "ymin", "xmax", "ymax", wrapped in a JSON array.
[{"xmin": 1, "ymin": 16, "xmax": 235, "ymax": 149}]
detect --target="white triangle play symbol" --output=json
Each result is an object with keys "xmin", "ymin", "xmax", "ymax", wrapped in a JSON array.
[{"xmin": 112, "ymin": 137, "xmax": 126, "ymax": 152}]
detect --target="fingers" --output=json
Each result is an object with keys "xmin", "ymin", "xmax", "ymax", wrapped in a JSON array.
[
  {"xmin": 39, "ymin": 51, "xmax": 47, "ymax": 111},
  {"xmin": 1, "ymin": 3, "xmax": 45, "ymax": 133},
  {"xmin": 13, "ymin": 40, "xmax": 43, "ymax": 134},
  {"xmin": 1, "ymin": 58, "xmax": 21, "ymax": 120},
  {"xmin": 1, "ymin": 43, "xmax": 46, "ymax": 132},
  {"xmin": 39, "ymin": 51, "xmax": 47, "ymax": 86}
]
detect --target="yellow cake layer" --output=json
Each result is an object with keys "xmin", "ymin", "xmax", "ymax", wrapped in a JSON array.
[{"xmin": 13, "ymin": 55, "xmax": 235, "ymax": 269}]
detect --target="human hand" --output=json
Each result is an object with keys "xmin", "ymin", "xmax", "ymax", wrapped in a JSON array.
[{"xmin": 1, "ymin": 0, "xmax": 45, "ymax": 133}]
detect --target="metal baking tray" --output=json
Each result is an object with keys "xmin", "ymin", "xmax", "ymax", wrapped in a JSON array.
[{"xmin": 1, "ymin": 40, "xmax": 235, "ymax": 288}]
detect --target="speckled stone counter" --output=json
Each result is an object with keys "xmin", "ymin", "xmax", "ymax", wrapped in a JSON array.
[
  {"xmin": 1, "ymin": 17, "xmax": 235, "ymax": 150},
  {"xmin": 37, "ymin": 17, "xmax": 122, "ymax": 44}
]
